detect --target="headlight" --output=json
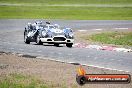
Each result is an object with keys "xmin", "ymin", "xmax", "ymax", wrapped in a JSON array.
[
  {"xmin": 69, "ymin": 32, "xmax": 74, "ymax": 37},
  {"xmin": 42, "ymin": 31, "xmax": 47, "ymax": 36},
  {"xmin": 47, "ymin": 31, "xmax": 53, "ymax": 38}
]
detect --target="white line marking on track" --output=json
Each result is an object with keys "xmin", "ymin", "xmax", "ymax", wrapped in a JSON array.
[
  {"xmin": 83, "ymin": 64, "xmax": 130, "ymax": 73},
  {"xmin": 53, "ymin": 59, "xmax": 65, "ymax": 63},
  {"xmin": 36, "ymin": 56, "xmax": 44, "ymax": 59},
  {"xmin": 17, "ymin": 54, "xmax": 23, "ymax": 56},
  {"xmin": 1, "ymin": 3, "xmax": 132, "ymax": 7},
  {"xmin": 78, "ymin": 30, "xmax": 87, "ymax": 32},
  {"xmin": 114, "ymin": 28, "xmax": 129, "ymax": 30},
  {"xmin": 94, "ymin": 29, "xmax": 103, "ymax": 31}
]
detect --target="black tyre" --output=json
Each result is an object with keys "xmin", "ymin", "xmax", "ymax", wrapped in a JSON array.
[
  {"xmin": 36, "ymin": 35, "xmax": 43, "ymax": 45},
  {"xmin": 66, "ymin": 43, "xmax": 73, "ymax": 48},
  {"xmin": 54, "ymin": 43, "xmax": 59, "ymax": 47},
  {"xmin": 76, "ymin": 75, "xmax": 86, "ymax": 85},
  {"xmin": 24, "ymin": 31, "xmax": 30, "ymax": 44}
]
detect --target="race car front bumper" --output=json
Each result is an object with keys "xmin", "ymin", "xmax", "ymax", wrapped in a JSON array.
[{"xmin": 40, "ymin": 37, "xmax": 74, "ymax": 44}]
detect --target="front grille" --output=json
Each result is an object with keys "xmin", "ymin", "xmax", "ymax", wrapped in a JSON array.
[
  {"xmin": 67, "ymin": 40, "xmax": 71, "ymax": 42},
  {"xmin": 53, "ymin": 37, "xmax": 66, "ymax": 41},
  {"xmin": 47, "ymin": 39, "xmax": 52, "ymax": 41}
]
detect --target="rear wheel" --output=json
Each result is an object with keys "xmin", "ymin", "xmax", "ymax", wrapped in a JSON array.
[
  {"xmin": 24, "ymin": 31, "xmax": 30, "ymax": 44},
  {"xmin": 66, "ymin": 43, "xmax": 73, "ymax": 48},
  {"xmin": 36, "ymin": 35, "xmax": 43, "ymax": 45}
]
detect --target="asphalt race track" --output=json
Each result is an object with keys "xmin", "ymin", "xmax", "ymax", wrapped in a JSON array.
[{"xmin": 0, "ymin": 19, "xmax": 132, "ymax": 72}]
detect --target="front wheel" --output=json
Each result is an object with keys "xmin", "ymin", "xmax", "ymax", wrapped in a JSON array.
[
  {"xmin": 66, "ymin": 43, "xmax": 73, "ymax": 48},
  {"xmin": 24, "ymin": 31, "xmax": 30, "ymax": 44},
  {"xmin": 36, "ymin": 35, "xmax": 43, "ymax": 45}
]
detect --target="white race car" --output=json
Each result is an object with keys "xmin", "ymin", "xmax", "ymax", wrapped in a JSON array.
[{"xmin": 24, "ymin": 21, "xmax": 74, "ymax": 47}]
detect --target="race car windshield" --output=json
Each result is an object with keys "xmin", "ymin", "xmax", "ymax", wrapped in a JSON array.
[
  {"xmin": 49, "ymin": 26, "xmax": 54, "ymax": 29},
  {"xmin": 54, "ymin": 26, "xmax": 59, "ymax": 29}
]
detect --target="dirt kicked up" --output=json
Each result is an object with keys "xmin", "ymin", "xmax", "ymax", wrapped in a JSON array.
[{"xmin": 0, "ymin": 52, "xmax": 132, "ymax": 88}]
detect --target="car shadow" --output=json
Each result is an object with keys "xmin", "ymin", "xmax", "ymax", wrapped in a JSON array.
[{"xmin": 32, "ymin": 43, "xmax": 64, "ymax": 47}]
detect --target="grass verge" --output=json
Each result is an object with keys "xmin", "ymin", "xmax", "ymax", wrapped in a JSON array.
[
  {"xmin": 0, "ymin": 0, "xmax": 132, "ymax": 19},
  {"xmin": 0, "ymin": 6, "xmax": 132, "ymax": 20},
  {"xmin": 83, "ymin": 31, "xmax": 132, "ymax": 46},
  {"xmin": 0, "ymin": 0, "xmax": 132, "ymax": 5},
  {"xmin": 0, "ymin": 73, "xmax": 49, "ymax": 88}
]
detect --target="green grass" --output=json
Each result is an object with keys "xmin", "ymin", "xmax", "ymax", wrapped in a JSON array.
[
  {"xmin": 0, "ymin": 73, "xmax": 49, "ymax": 88},
  {"xmin": 0, "ymin": 0, "xmax": 132, "ymax": 4},
  {"xmin": 84, "ymin": 32, "xmax": 132, "ymax": 46},
  {"xmin": 0, "ymin": 0, "xmax": 132, "ymax": 19},
  {"xmin": 0, "ymin": 6, "xmax": 132, "ymax": 20}
]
